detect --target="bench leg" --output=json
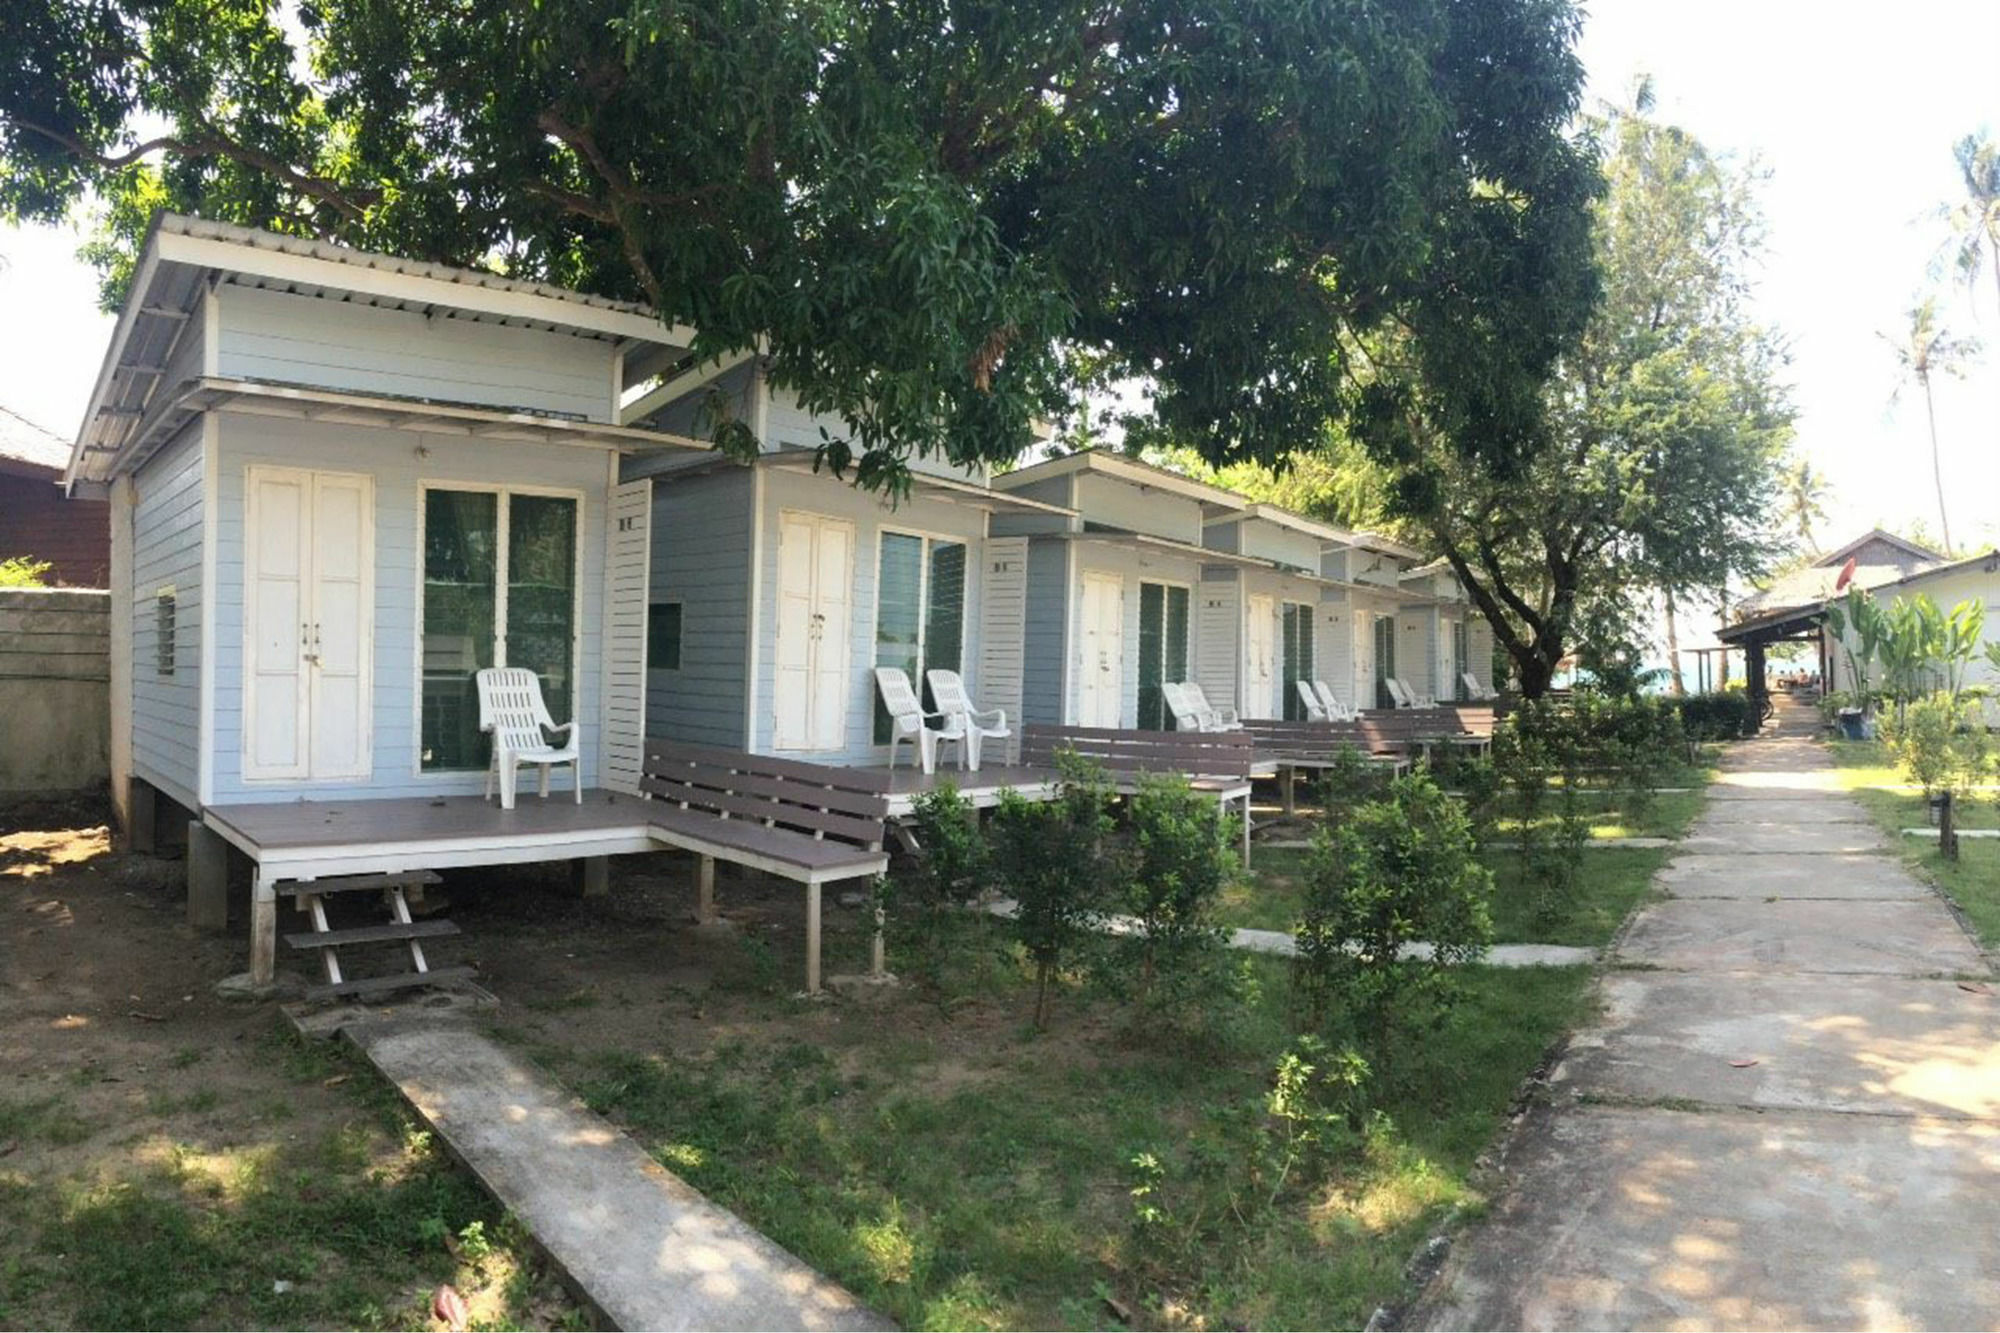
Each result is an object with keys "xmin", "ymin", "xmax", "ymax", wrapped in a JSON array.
[
  {"xmin": 871, "ymin": 891, "xmax": 887, "ymax": 979},
  {"xmin": 1282, "ymin": 766, "xmax": 1297, "ymax": 816},
  {"xmin": 249, "ymin": 873, "xmax": 278, "ymax": 988},
  {"xmin": 187, "ymin": 820, "xmax": 230, "ymax": 933},
  {"xmin": 693, "ymin": 855, "xmax": 717, "ymax": 925},
  {"xmin": 806, "ymin": 882, "xmax": 822, "ymax": 995},
  {"xmin": 1241, "ymin": 795, "xmax": 1252, "ymax": 869}
]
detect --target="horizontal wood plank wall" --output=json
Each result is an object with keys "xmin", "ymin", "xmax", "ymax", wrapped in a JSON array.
[
  {"xmin": 0, "ymin": 468, "xmax": 110, "ymax": 587},
  {"xmin": 216, "ymin": 284, "xmax": 616, "ymax": 423},
  {"xmin": 0, "ymin": 588, "xmax": 110, "ymax": 792},
  {"xmin": 130, "ymin": 422, "xmax": 204, "ymax": 798}
]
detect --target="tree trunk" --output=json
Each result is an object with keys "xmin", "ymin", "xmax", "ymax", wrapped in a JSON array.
[
  {"xmin": 1664, "ymin": 589, "xmax": 1686, "ymax": 696},
  {"xmin": 1922, "ymin": 371, "xmax": 1954, "ymax": 556}
]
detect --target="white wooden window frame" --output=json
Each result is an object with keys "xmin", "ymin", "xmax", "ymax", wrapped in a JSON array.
[{"xmin": 411, "ymin": 479, "xmax": 587, "ymax": 778}]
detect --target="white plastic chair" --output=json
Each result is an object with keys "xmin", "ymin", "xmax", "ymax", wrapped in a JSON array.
[
  {"xmin": 875, "ymin": 667, "xmax": 958, "ymax": 774},
  {"xmin": 1162, "ymin": 682, "xmax": 1204, "ymax": 731},
  {"xmin": 926, "ymin": 669, "xmax": 1010, "ymax": 771},
  {"xmin": 1184, "ymin": 682, "xmax": 1243, "ymax": 731},
  {"xmin": 1296, "ymin": 680, "xmax": 1328, "ymax": 721},
  {"xmin": 476, "ymin": 667, "xmax": 581, "ymax": 810},
  {"xmin": 1313, "ymin": 680, "xmax": 1356, "ymax": 722},
  {"xmin": 1394, "ymin": 677, "xmax": 1435, "ymax": 708},
  {"xmin": 1383, "ymin": 677, "xmax": 1411, "ymax": 709},
  {"xmin": 1461, "ymin": 671, "xmax": 1496, "ymax": 702}
]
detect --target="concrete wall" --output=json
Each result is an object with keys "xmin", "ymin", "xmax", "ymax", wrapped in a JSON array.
[{"xmin": 0, "ymin": 588, "xmax": 110, "ymax": 793}]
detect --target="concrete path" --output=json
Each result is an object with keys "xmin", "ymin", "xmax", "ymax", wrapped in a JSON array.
[
  {"xmin": 1416, "ymin": 705, "xmax": 2000, "ymax": 1330},
  {"xmin": 348, "ymin": 1019, "xmax": 887, "ymax": 1332}
]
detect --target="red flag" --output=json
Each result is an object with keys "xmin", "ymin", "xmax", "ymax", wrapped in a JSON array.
[{"xmin": 1834, "ymin": 556, "xmax": 1857, "ymax": 591}]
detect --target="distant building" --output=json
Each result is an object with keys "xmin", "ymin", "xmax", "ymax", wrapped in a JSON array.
[{"xmin": 0, "ymin": 405, "xmax": 108, "ymax": 586}]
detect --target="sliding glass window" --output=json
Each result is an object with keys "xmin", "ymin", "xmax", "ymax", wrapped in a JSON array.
[
  {"xmin": 1137, "ymin": 582, "xmax": 1191, "ymax": 730},
  {"xmin": 420, "ymin": 488, "xmax": 578, "ymax": 771},
  {"xmin": 872, "ymin": 532, "xmax": 966, "ymax": 743}
]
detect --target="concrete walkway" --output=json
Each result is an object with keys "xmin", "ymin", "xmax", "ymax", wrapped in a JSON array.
[
  {"xmin": 347, "ymin": 1019, "xmax": 887, "ymax": 1331},
  {"xmin": 1416, "ymin": 704, "xmax": 2000, "ymax": 1330}
]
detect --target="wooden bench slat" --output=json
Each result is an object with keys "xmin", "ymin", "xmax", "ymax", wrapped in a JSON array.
[
  {"xmin": 648, "ymin": 806, "xmax": 888, "ymax": 880},
  {"xmin": 639, "ymin": 773, "xmax": 887, "ymax": 845},
  {"xmin": 639, "ymin": 761, "xmax": 890, "ymax": 821},
  {"xmin": 644, "ymin": 739, "xmax": 892, "ymax": 796}
]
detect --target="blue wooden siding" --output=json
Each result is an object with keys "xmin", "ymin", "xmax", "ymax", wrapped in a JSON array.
[
  {"xmin": 643, "ymin": 465, "xmax": 753, "ymax": 748},
  {"xmin": 1021, "ymin": 537, "xmax": 1070, "ymax": 725},
  {"xmin": 746, "ymin": 467, "xmax": 990, "ymax": 764},
  {"xmin": 205, "ymin": 413, "xmax": 611, "ymax": 802},
  {"xmin": 215, "ymin": 285, "xmax": 616, "ymax": 423},
  {"xmin": 130, "ymin": 422, "xmax": 205, "ymax": 801}
]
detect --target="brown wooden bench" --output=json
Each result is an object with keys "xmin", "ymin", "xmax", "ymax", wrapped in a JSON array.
[
  {"xmin": 1359, "ymin": 707, "xmax": 1491, "ymax": 754},
  {"xmin": 1240, "ymin": 719, "xmax": 1412, "ymax": 813},
  {"xmin": 1019, "ymin": 724, "xmax": 1259, "ymax": 863},
  {"xmin": 640, "ymin": 740, "xmax": 891, "ymax": 993}
]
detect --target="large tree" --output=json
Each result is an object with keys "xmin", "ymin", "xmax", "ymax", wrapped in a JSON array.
[
  {"xmin": 3, "ymin": 0, "xmax": 1598, "ymax": 493},
  {"xmin": 1354, "ymin": 85, "xmax": 1793, "ymax": 697},
  {"xmin": 1884, "ymin": 297, "xmax": 1978, "ymax": 558}
]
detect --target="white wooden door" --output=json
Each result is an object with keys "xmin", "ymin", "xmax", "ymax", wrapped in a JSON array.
[
  {"xmin": 246, "ymin": 469, "xmax": 310, "ymax": 779},
  {"xmin": 1078, "ymin": 571, "xmax": 1124, "ymax": 727},
  {"xmin": 773, "ymin": 511, "xmax": 854, "ymax": 751},
  {"xmin": 1245, "ymin": 593, "xmax": 1276, "ymax": 720},
  {"xmin": 244, "ymin": 466, "xmax": 373, "ymax": 781}
]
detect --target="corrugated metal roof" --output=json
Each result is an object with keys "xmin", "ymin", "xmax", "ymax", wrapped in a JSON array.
[
  {"xmin": 0, "ymin": 406, "xmax": 70, "ymax": 472},
  {"xmin": 154, "ymin": 214, "xmax": 656, "ymax": 320}
]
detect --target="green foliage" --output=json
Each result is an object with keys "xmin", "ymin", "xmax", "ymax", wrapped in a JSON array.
[
  {"xmin": 1882, "ymin": 691, "xmax": 1990, "ymax": 862},
  {"xmin": 1310, "ymin": 743, "xmax": 1393, "ymax": 828},
  {"xmin": 0, "ymin": 557, "xmax": 51, "ymax": 588},
  {"xmin": 1294, "ymin": 773, "xmax": 1493, "ymax": 1061},
  {"xmin": 895, "ymin": 781, "xmax": 994, "ymax": 993},
  {"xmin": 1117, "ymin": 774, "xmax": 1234, "ymax": 1024},
  {"xmin": 2, "ymin": 0, "xmax": 1599, "ymax": 492},
  {"xmin": 1674, "ymin": 690, "xmax": 1758, "ymax": 741},
  {"xmin": 990, "ymin": 756, "xmax": 1121, "ymax": 1028},
  {"xmin": 1359, "ymin": 88, "xmax": 1793, "ymax": 698}
]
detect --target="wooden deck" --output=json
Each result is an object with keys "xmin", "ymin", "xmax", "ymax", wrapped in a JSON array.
[
  {"xmin": 206, "ymin": 789, "xmax": 661, "ymax": 881},
  {"xmin": 864, "ymin": 764, "xmax": 1062, "ymax": 816}
]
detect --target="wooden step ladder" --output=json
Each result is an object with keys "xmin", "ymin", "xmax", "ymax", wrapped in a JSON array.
[{"xmin": 281, "ymin": 870, "xmax": 475, "ymax": 1002}]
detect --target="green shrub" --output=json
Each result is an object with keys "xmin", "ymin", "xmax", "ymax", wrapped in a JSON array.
[
  {"xmin": 990, "ymin": 755, "xmax": 1122, "ymax": 1027},
  {"xmin": 1674, "ymin": 691, "xmax": 1757, "ymax": 741},
  {"xmin": 898, "ymin": 781, "xmax": 993, "ymax": 988},
  {"xmin": 1294, "ymin": 773, "xmax": 1493, "ymax": 1063},
  {"xmin": 1884, "ymin": 691, "xmax": 1991, "ymax": 861},
  {"xmin": 1310, "ymin": 742, "xmax": 1391, "ymax": 826},
  {"xmin": 1118, "ymin": 773, "xmax": 1234, "ymax": 1021}
]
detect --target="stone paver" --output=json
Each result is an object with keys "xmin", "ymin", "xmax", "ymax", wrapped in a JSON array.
[
  {"xmin": 1418, "ymin": 699, "xmax": 2000, "ymax": 1331},
  {"xmin": 350, "ymin": 1020, "xmax": 886, "ymax": 1332}
]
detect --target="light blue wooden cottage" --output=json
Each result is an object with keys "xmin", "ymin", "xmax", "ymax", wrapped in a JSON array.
[{"xmin": 65, "ymin": 215, "xmax": 708, "ymax": 987}]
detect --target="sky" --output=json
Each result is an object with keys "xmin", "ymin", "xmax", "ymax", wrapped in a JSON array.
[{"xmin": 2, "ymin": 1, "xmax": 1996, "ymax": 555}]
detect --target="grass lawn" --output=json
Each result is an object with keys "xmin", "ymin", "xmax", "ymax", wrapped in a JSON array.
[
  {"xmin": 513, "ymin": 954, "xmax": 1593, "ymax": 1331},
  {"xmin": 1224, "ymin": 844, "xmax": 1668, "ymax": 947},
  {"xmin": 1826, "ymin": 739, "xmax": 2000, "ymax": 946}
]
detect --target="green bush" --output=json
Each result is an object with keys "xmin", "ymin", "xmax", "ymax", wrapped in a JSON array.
[
  {"xmin": 1310, "ymin": 742, "xmax": 1391, "ymax": 826},
  {"xmin": 1118, "ymin": 773, "xmax": 1234, "ymax": 1022},
  {"xmin": 1294, "ymin": 772, "xmax": 1493, "ymax": 1063},
  {"xmin": 0, "ymin": 556, "xmax": 51, "ymax": 588},
  {"xmin": 1884, "ymin": 691, "xmax": 1991, "ymax": 861},
  {"xmin": 898, "ymin": 781, "xmax": 993, "ymax": 989},
  {"xmin": 990, "ymin": 755, "xmax": 1123, "ymax": 1027},
  {"xmin": 1674, "ymin": 691, "xmax": 1757, "ymax": 741}
]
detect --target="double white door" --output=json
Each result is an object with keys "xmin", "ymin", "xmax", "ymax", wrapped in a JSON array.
[
  {"xmin": 1078, "ymin": 571, "xmax": 1124, "ymax": 727},
  {"xmin": 774, "ymin": 511, "xmax": 854, "ymax": 751},
  {"xmin": 1244, "ymin": 593, "xmax": 1276, "ymax": 719},
  {"xmin": 244, "ymin": 466, "xmax": 373, "ymax": 780}
]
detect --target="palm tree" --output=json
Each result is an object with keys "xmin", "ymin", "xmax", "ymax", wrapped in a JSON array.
[
  {"xmin": 1780, "ymin": 456, "xmax": 1830, "ymax": 554},
  {"xmin": 1940, "ymin": 131, "xmax": 2000, "ymax": 319},
  {"xmin": 1884, "ymin": 298, "xmax": 1979, "ymax": 557}
]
